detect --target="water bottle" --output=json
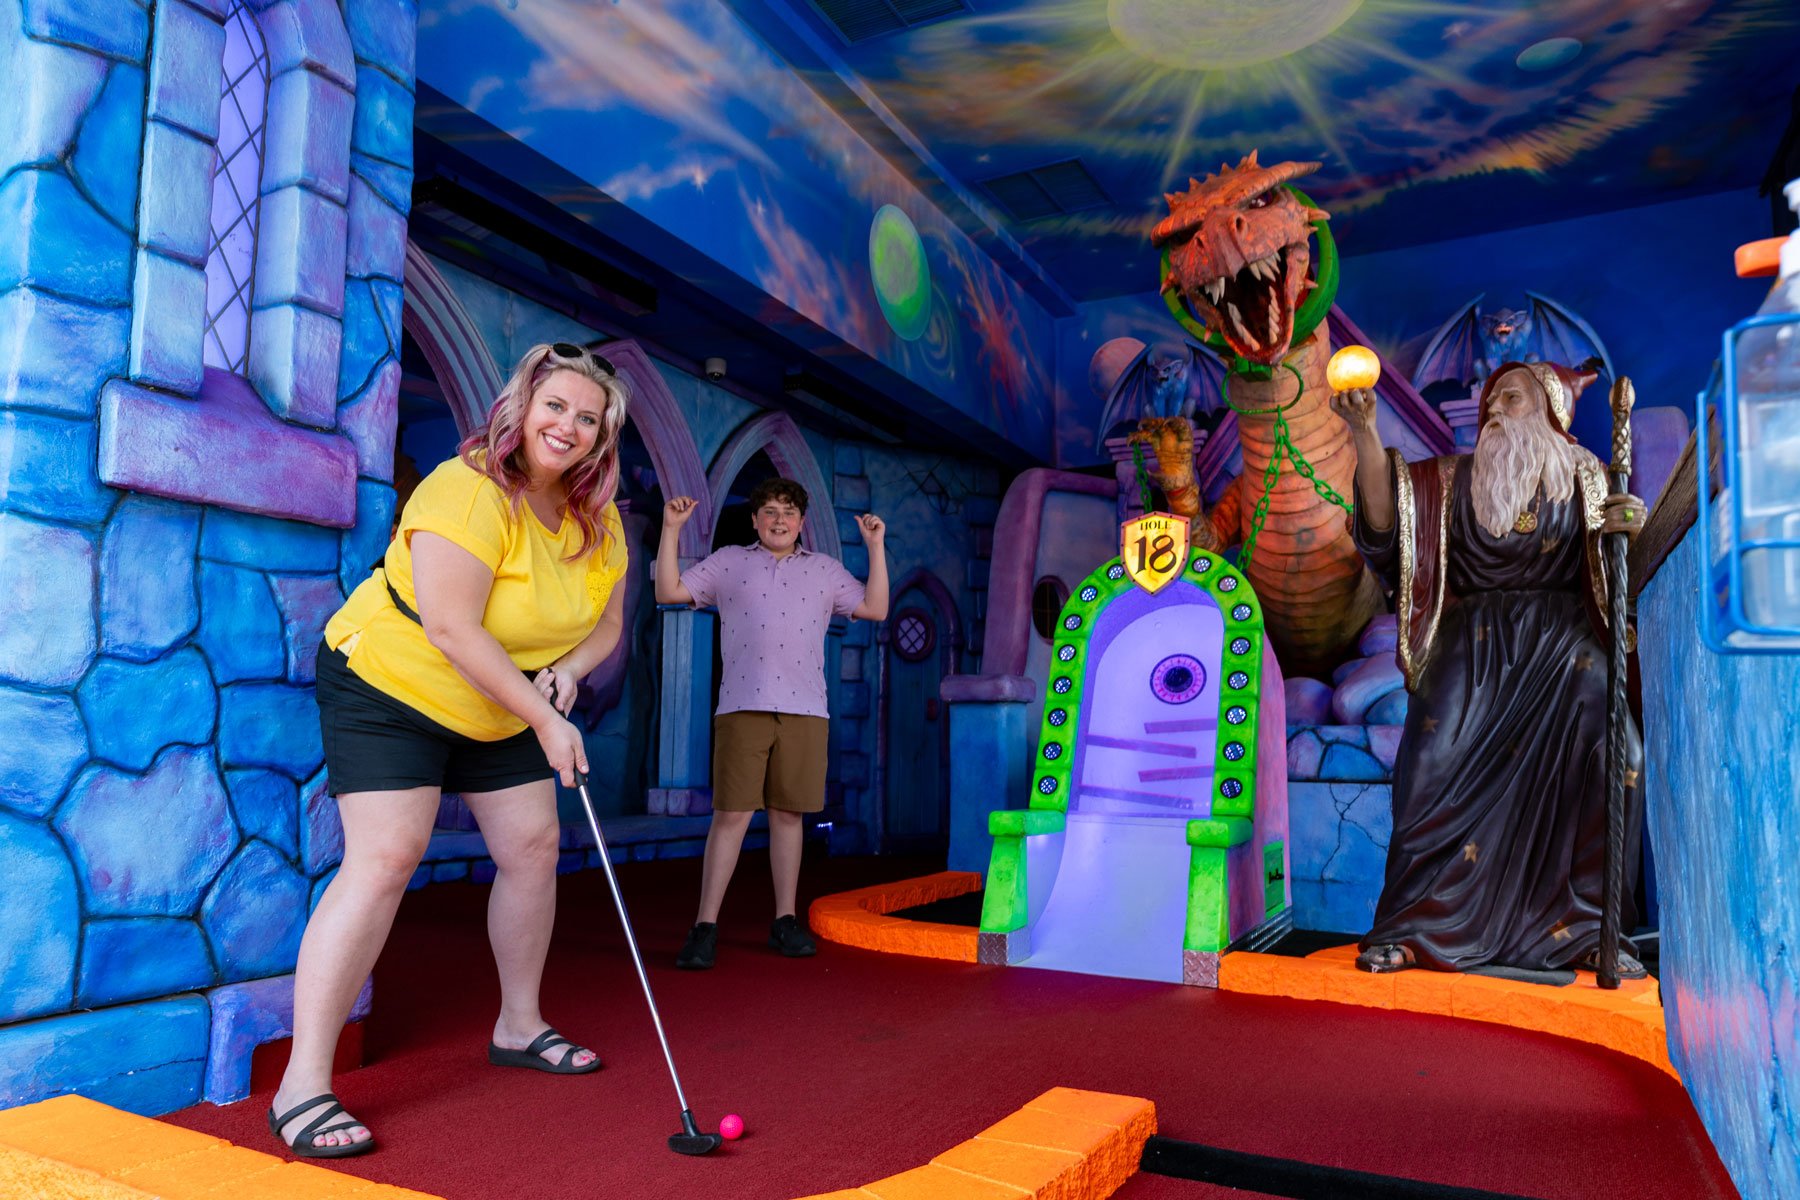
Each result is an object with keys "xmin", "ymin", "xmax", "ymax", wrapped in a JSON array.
[{"xmin": 1733, "ymin": 179, "xmax": 1800, "ymax": 629}]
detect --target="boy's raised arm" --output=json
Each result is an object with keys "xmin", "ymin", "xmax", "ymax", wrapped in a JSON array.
[
  {"xmin": 655, "ymin": 496, "xmax": 697, "ymax": 606},
  {"xmin": 850, "ymin": 513, "xmax": 888, "ymax": 622}
]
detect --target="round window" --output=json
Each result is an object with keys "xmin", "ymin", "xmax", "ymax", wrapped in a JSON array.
[
  {"xmin": 1031, "ymin": 577, "xmax": 1069, "ymax": 642},
  {"xmin": 893, "ymin": 608, "xmax": 936, "ymax": 663}
]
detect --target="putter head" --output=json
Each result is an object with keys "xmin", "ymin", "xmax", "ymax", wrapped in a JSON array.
[
  {"xmin": 669, "ymin": 1110, "xmax": 722, "ymax": 1156},
  {"xmin": 669, "ymin": 1131, "xmax": 723, "ymax": 1156}
]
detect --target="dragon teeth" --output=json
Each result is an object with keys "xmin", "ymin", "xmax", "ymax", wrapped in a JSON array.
[
  {"xmin": 1205, "ymin": 278, "xmax": 1225, "ymax": 304},
  {"xmin": 1267, "ymin": 308, "xmax": 1279, "ymax": 346},
  {"xmin": 1227, "ymin": 303, "xmax": 1256, "ymax": 347}
]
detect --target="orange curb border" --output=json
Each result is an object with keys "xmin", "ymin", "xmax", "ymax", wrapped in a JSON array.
[
  {"xmin": 793, "ymin": 1086, "xmax": 1156, "ymax": 1200},
  {"xmin": 1221, "ymin": 944, "xmax": 1675, "ymax": 1077},
  {"xmin": 0, "ymin": 1094, "xmax": 442, "ymax": 1199},
  {"xmin": 811, "ymin": 875, "xmax": 1673, "ymax": 1079},
  {"xmin": 809, "ymin": 871, "xmax": 982, "ymax": 962}
]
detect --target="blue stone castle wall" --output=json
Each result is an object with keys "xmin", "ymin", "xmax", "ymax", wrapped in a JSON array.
[
  {"xmin": 1637, "ymin": 527, "xmax": 1799, "ymax": 1200},
  {"xmin": 0, "ymin": 0, "xmax": 416, "ymax": 1115}
]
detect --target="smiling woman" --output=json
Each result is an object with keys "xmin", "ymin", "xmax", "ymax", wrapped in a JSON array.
[{"xmin": 278, "ymin": 343, "xmax": 635, "ymax": 1159}]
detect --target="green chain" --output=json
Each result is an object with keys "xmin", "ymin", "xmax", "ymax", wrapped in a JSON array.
[
  {"xmin": 1130, "ymin": 440, "xmax": 1155, "ymax": 515},
  {"xmin": 1229, "ymin": 361, "xmax": 1355, "ymax": 573}
]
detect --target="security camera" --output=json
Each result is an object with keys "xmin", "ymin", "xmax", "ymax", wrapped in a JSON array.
[{"xmin": 703, "ymin": 357, "xmax": 727, "ymax": 382}]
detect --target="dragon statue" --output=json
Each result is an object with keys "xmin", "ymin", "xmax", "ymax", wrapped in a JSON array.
[{"xmin": 1128, "ymin": 151, "xmax": 1384, "ymax": 678}]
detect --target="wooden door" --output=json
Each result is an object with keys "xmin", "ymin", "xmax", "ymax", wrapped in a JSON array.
[{"xmin": 883, "ymin": 593, "xmax": 949, "ymax": 852}]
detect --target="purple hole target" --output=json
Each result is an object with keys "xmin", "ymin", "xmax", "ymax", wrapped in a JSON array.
[{"xmin": 1150, "ymin": 653, "xmax": 1205, "ymax": 704}]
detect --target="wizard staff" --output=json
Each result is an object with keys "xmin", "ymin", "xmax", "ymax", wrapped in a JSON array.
[{"xmin": 1600, "ymin": 377, "xmax": 1636, "ymax": 990}]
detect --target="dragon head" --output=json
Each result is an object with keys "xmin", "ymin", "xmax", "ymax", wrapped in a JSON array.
[{"xmin": 1153, "ymin": 151, "xmax": 1329, "ymax": 367}]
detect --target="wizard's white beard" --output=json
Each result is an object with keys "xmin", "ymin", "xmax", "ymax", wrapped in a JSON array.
[{"xmin": 1470, "ymin": 410, "xmax": 1581, "ymax": 539}]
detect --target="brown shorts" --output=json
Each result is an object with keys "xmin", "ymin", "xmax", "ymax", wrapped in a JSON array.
[{"xmin": 712, "ymin": 711, "xmax": 829, "ymax": 813}]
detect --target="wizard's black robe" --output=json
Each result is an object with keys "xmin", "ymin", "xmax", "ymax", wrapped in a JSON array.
[{"xmin": 1352, "ymin": 451, "xmax": 1642, "ymax": 971}]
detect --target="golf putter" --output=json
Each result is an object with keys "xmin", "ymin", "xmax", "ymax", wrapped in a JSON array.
[{"xmin": 570, "ymin": 765, "xmax": 722, "ymax": 1156}]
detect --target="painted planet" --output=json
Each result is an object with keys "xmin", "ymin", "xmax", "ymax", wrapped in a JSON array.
[
  {"xmin": 1090, "ymin": 337, "xmax": 1148, "ymax": 400},
  {"xmin": 869, "ymin": 205, "xmax": 930, "ymax": 342},
  {"xmin": 1327, "ymin": 345, "xmax": 1381, "ymax": 392},
  {"xmin": 1515, "ymin": 37, "xmax": 1582, "ymax": 73}
]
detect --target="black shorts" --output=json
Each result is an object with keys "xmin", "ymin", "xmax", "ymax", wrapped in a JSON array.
[{"xmin": 315, "ymin": 642, "xmax": 553, "ymax": 797}]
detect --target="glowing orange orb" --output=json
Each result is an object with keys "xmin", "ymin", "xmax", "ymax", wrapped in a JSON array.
[{"xmin": 1327, "ymin": 345, "xmax": 1382, "ymax": 391}]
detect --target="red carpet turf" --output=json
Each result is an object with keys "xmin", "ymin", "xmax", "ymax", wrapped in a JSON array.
[{"xmin": 166, "ymin": 849, "xmax": 1737, "ymax": 1200}]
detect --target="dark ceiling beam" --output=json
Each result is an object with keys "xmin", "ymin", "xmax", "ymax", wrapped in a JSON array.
[
  {"xmin": 411, "ymin": 175, "xmax": 658, "ymax": 316},
  {"xmin": 397, "ymin": 370, "xmax": 445, "ymax": 401}
]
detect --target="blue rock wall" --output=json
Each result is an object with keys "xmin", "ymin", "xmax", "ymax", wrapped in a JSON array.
[
  {"xmin": 1638, "ymin": 526, "xmax": 1800, "ymax": 1200},
  {"xmin": 1285, "ymin": 726, "xmax": 1399, "ymax": 935},
  {"xmin": 0, "ymin": 0, "xmax": 416, "ymax": 1116}
]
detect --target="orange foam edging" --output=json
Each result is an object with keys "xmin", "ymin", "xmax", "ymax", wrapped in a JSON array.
[
  {"xmin": 793, "ymin": 1086, "xmax": 1156, "ymax": 1200},
  {"xmin": 808, "ymin": 871, "xmax": 982, "ymax": 962},
  {"xmin": 0, "ymin": 1094, "xmax": 441, "ymax": 1199},
  {"xmin": 1219, "ymin": 943, "xmax": 1676, "ymax": 1077}
]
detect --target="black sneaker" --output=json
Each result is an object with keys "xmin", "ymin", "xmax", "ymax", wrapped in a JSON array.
[
  {"xmin": 676, "ymin": 922, "xmax": 717, "ymax": 970},
  {"xmin": 768, "ymin": 915, "xmax": 817, "ymax": 958}
]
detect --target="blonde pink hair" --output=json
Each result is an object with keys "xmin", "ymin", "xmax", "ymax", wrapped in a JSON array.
[{"xmin": 459, "ymin": 343, "xmax": 630, "ymax": 561}]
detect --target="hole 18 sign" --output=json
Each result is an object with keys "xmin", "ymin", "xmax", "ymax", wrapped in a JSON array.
[{"xmin": 1120, "ymin": 511, "xmax": 1190, "ymax": 595}]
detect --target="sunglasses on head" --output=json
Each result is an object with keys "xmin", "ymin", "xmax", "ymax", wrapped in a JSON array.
[{"xmin": 550, "ymin": 342, "xmax": 616, "ymax": 377}]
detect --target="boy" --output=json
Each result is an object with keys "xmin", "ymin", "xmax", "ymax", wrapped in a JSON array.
[{"xmin": 655, "ymin": 479, "xmax": 887, "ymax": 968}]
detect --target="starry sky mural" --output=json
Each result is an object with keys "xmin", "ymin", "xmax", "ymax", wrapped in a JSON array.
[{"xmin": 749, "ymin": 0, "xmax": 1800, "ymax": 299}]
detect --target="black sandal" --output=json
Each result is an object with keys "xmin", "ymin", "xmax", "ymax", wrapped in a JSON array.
[
  {"xmin": 267, "ymin": 1092, "xmax": 375, "ymax": 1159},
  {"xmin": 487, "ymin": 1028, "xmax": 601, "ymax": 1074}
]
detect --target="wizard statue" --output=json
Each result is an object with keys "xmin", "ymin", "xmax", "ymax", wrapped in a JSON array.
[{"xmin": 1332, "ymin": 362, "xmax": 1649, "ymax": 977}]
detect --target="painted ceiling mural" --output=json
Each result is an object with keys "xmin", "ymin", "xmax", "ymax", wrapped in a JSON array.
[
  {"xmin": 760, "ymin": 0, "xmax": 1800, "ymax": 300},
  {"xmin": 416, "ymin": 0, "xmax": 1055, "ymax": 457}
]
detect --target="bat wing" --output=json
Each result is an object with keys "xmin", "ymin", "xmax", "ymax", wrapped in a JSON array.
[
  {"xmin": 1524, "ymin": 292, "xmax": 1613, "ymax": 379},
  {"xmin": 1181, "ymin": 342, "xmax": 1230, "ymax": 420},
  {"xmin": 1411, "ymin": 295, "xmax": 1485, "ymax": 389},
  {"xmin": 1094, "ymin": 341, "xmax": 1155, "ymax": 453}
]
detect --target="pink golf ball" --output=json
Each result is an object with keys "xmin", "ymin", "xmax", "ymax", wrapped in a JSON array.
[{"xmin": 719, "ymin": 1113, "xmax": 744, "ymax": 1140}]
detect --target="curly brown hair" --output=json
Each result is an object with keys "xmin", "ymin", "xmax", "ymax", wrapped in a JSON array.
[{"xmin": 748, "ymin": 477, "xmax": 809, "ymax": 516}]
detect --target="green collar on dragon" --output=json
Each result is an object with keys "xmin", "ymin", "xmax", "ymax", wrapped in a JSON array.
[{"xmin": 1154, "ymin": 151, "xmax": 1340, "ymax": 382}]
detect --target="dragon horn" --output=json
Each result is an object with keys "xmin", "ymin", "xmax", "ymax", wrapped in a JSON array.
[{"xmin": 1242, "ymin": 148, "xmax": 1261, "ymax": 169}]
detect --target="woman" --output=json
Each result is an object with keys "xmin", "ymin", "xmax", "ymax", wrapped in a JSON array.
[{"xmin": 270, "ymin": 343, "xmax": 631, "ymax": 1157}]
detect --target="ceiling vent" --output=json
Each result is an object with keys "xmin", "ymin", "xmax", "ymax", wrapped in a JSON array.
[
  {"xmin": 979, "ymin": 159, "xmax": 1111, "ymax": 223},
  {"xmin": 809, "ymin": 0, "xmax": 968, "ymax": 44}
]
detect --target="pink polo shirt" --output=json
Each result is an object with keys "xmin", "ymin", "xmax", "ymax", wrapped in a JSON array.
[{"xmin": 680, "ymin": 543, "xmax": 865, "ymax": 718}]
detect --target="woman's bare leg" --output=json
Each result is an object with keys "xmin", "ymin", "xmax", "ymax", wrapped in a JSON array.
[
  {"xmin": 272, "ymin": 786, "xmax": 439, "ymax": 1149},
  {"xmin": 463, "ymin": 780, "xmax": 595, "ymax": 1067}
]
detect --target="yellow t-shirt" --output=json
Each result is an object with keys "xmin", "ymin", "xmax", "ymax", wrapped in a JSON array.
[{"xmin": 324, "ymin": 457, "xmax": 629, "ymax": 740}]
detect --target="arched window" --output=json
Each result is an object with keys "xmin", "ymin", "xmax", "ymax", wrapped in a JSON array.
[
  {"xmin": 202, "ymin": 2, "xmax": 271, "ymax": 375},
  {"xmin": 99, "ymin": 0, "xmax": 372, "ymax": 528}
]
